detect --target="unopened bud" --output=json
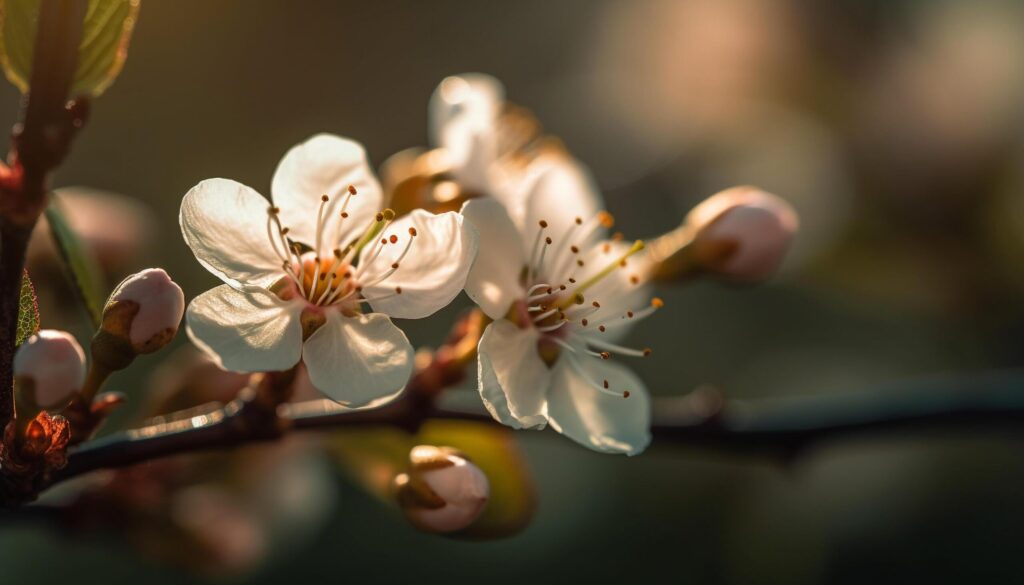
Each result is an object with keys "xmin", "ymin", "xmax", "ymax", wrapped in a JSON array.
[
  {"xmin": 14, "ymin": 330, "xmax": 86, "ymax": 408},
  {"xmin": 394, "ymin": 445, "xmax": 489, "ymax": 534},
  {"xmin": 686, "ymin": 186, "xmax": 798, "ymax": 283},
  {"xmin": 107, "ymin": 268, "xmax": 185, "ymax": 354}
]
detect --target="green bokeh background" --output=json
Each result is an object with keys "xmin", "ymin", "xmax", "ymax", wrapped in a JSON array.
[{"xmin": 3, "ymin": 0, "xmax": 1024, "ymax": 582}]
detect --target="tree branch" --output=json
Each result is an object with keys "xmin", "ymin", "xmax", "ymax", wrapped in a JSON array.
[
  {"xmin": 45, "ymin": 369, "xmax": 1024, "ymax": 489},
  {"xmin": 0, "ymin": 0, "xmax": 88, "ymax": 427}
]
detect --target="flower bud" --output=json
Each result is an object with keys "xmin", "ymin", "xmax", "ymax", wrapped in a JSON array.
[
  {"xmin": 394, "ymin": 445, "xmax": 489, "ymax": 534},
  {"xmin": 14, "ymin": 330, "xmax": 86, "ymax": 408},
  {"xmin": 686, "ymin": 186, "xmax": 798, "ymax": 283},
  {"xmin": 107, "ymin": 268, "xmax": 185, "ymax": 354}
]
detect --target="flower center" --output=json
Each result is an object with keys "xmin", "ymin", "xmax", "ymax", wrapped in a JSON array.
[
  {"xmin": 265, "ymin": 186, "xmax": 417, "ymax": 313},
  {"xmin": 508, "ymin": 211, "xmax": 663, "ymax": 399}
]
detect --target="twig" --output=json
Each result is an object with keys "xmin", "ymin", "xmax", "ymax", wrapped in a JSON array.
[
  {"xmin": 45, "ymin": 369, "xmax": 1024, "ymax": 489},
  {"xmin": 0, "ymin": 0, "xmax": 88, "ymax": 427}
]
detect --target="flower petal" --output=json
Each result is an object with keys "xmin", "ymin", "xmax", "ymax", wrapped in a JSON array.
[
  {"xmin": 186, "ymin": 285, "xmax": 304, "ymax": 373},
  {"xmin": 430, "ymin": 74, "xmax": 504, "ymax": 193},
  {"xmin": 522, "ymin": 155, "xmax": 605, "ymax": 247},
  {"xmin": 360, "ymin": 210, "xmax": 479, "ymax": 319},
  {"xmin": 460, "ymin": 198, "xmax": 526, "ymax": 319},
  {"xmin": 270, "ymin": 134, "xmax": 383, "ymax": 249},
  {"xmin": 180, "ymin": 179, "xmax": 283, "ymax": 289},
  {"xmin": 302, "ymin": 311, "xmax": 413, "ymax": 408},
  {"xmin": 477, "ymin": 320, "xmax": 550, "ymax": 429},
  {"xmin": 546, "ymin": 357, "xmax": 651, "ymax": 455}
]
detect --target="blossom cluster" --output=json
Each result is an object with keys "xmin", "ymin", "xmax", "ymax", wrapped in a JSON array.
[{"xmin": 177, "ymin": 74, "xmax": 797, "ymax": 456}]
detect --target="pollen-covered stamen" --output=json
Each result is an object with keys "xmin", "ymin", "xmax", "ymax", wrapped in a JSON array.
[
  {"xmin": 566, "ymin": 355, "xmax": 631, "ymax": 398},
  {"xmin": 356, "ymin": 227, "xmax": 418, "ymax": 289},
  {"xmin": 548, "ymin": 211, "xmax": 615, "ymax": 282},
  {"xmin": 554, "ymin": 240, "xmax": 645, "ymax": 310},
  {"xmin": 585, "ymin": 336, "xmax": 652, "ymax": 358}
]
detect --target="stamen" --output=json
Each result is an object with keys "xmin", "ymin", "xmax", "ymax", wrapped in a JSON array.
[
  {"xmin": 531, "ymin": 307, "xmax": 559, "ymax": 323},
  {"xmin": 566, "ymin": 355, "xmax": 628, "ymax": 398},
  {"xmin": 315, "ymin": 194, "xmax": 329, "ymax": 255},
  {"xmin": 586, "ymin": 337, "xmax": 651, "ymax": 358},
  {"xmin": 526, "ymin": 220, "xmax": 548, "ymax": 285},
  {"xmin": 537, "ymin": 319, "xmax": 569, "ymax": 333},
  {"xmin": 559, "ymin": 240, "xmax": 645, "ymax": 307}
]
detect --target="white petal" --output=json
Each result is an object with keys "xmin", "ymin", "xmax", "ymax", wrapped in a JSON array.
[
  {"xmin": 460, "ymin": 198, "xmax": 526, "ymax": 319},
  {"xmin": 302, "ymin": 311, "xmax": 413, "ymax": 408},
  {"xmin": 186, "ymin": 285, "xmax": 304, "ymax": 373},
  {"xmin": 270, "ymin": 134, "xmax": 383, "ymax": 249},
  {"xmin": 359, "ymin": 210, "xmax": 478, "ymax": 319},
  {"xmin": 546, "ymin": 357, "xmax": 651, "ymax": 455},
  {"xmin": 476, "ymin": 320, "xmax": 550, "ymax": 429},
  {"xmin": 179, "ymin": 179, "xmax": 283, "ymax": 289},
  {"xmin": 522, "ymin": 155, "xmax": 605, "ymax": 247},
  {"xmin": 429, "ymin": 75, "xmax": 504, "ymax": 192}
]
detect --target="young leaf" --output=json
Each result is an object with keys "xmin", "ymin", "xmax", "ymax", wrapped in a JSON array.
[
  {"xmin": 331, "ymin": 420, "xmax": 537, "ymax": 539},
  {"xmin": 0, "ymin": 0, "xmax": 140, "ymax": 97},
  {"xmin": 45, "ymin": 194, "xmax": 104, "ymax": 327},
  {"xmin": 16, "ymin": 269, "xmax": 39, "ymax": 346}
]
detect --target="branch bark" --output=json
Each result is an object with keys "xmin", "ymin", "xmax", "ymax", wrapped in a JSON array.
[{"xmin": 46, "ymin": 369, "xmax": 1024, "ymax": 489}]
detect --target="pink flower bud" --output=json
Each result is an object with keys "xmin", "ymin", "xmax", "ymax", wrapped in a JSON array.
[
  {"xmin": 14, "ymin": 330, "xmax": 86, "ymax": 408},
  {"xmin": 109, "ymin": 268, "xmax": 185, "ymax": 353},
  {"xmin": 686, "ymin": 186, "xmax": 798, "ymax": 283},
  {"xmin": 395, "ymin": 445, "xmax": 489, "ymax": 533}
]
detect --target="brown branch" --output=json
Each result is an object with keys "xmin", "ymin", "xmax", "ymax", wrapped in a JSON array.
[
  {"xmin": 0, "ymin": 0, "xmax": 89, "ymax": 427},
  {"xmin": 44, "ymin": 369, "xmax": 1024, "ymax": 490}
]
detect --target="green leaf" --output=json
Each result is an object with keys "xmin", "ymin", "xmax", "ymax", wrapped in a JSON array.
[
  {"xmin": 0, "ymin": 0, "xmax": 140, "ymax": 97},
  {"xmin": 45, "ymin": 194, "xmax": 104, "ymax": 327},
  {"xmin": 331, "ymin": 420, "xmax": 537, "ymax": 539},
  {"xmin": 16, "ymin": 269, "xmax": 39, "ymax": 346}
]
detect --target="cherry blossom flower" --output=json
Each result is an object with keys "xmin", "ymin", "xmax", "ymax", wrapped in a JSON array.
[
  {"xmin": 461, "ymin": 158, "xmax": 658, "ymax": 455},
  {"xmin": 180, "ymin": 134, "xmax": 478, "ymax": 407}
]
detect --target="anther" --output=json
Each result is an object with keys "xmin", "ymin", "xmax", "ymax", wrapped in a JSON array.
[
  {"xmin": 381, "ymin": 238, "xmax": 388, "ymax": 245},
  {"xmin": 599, "ymin": 325, "xmax": 606, "ymax": 332},
  {"xmin": 603, "ymin": 243, "xmax": 611, "ymax": 254},
  {"xmin": 603, "ymin": 379, "xmax": 609, "ymax": 389},
  {"xmin": 598, "ymin": 212, "xmax": 614, "ymax": 228},
  {"xmin": 281, "ymin": 227, "xmax": 290, "ymax": 235},
  {"xmin": 599, "ymin": 352, "xmax": 611, "ymax": 360},
  {"xmin": 627, "ymin": 311, "xmax": 634, "ymax": 318},
  {"xmin": 630, "ymin": 275, "xmax": 640, "ymax": 285},
  {"xmin": 375, "ymin": 212, "xmax": 384, "ymax": 222},
  {"xmin": 395, "ymin": 286, "xmax": 402, "ymax": 294},
  {"xmin": 643, "ymin": 348, "xmax": 652, "ymax": 357},
  {"xmin": 569, "ymin": 278, "xmax": 576, "ymax": 284},
  {"xmin": 341, "ymin": 211, "xmax": 349, "ymax": 218},
  {"xmin": 612, "ymin": 232, "xmax": 624, "ymax": 241},
  {"xmin": 575, "ymin": 217, "xmax": 583, "ymax": 225},
  {"xmin": 652, "ymin": 297, "xmax": 664, "ymax": 308},
  {"xmin": 559, "ymin": 284, "xmax": 566, "ymax": 291},
  {"xmin": 539, "ymin": 220, "xmax": 548, "ymax": 229},
  {"xmin": 581, "ymin": 319, "xmax": 589, "ymax": 326},
  {"xmin": 321, "ymin": 194, "xmax": 329, "ymax": 202},
  {"xmin": 571, "ymin": 245, "xmax": 579, "ymax": 254},
  {"xmin": 333, "ymin": 248, "xmax": 342, "ymax": 258},
  {"xmin": 592, "ymin": 301, "xmax": 601, "ymax": 308},
  {"xmin": 409, "ymin": 227, "xmax": 418, "ymax": 236},
  {"xmin": 347, "ymin": 185, "xmax": 357, "ymax": 195},
  {"xmin": 391, "ymin": 262, "xmax": 400, "ymax": 269},
  {"xmin": 390, "ymin": 234, "xmax": 398, "ymax": 244},
  {"xmin": 577, "ymin": 259, "xmax": 585, "ymax": 267},
  {"xmin": 623, "ymin": 391, "xmax": 631, "ymax": 398},
  {"xmin": 545, "ymin": 236, "xmax": 552, "ymax": 245}
]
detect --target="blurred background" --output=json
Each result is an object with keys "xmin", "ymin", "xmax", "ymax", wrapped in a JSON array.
[{"xmin": 3, "ymin": 0, "xmax": 1024, "ymax": 582}]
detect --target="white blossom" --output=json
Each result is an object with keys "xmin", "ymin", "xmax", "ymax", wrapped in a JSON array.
[{"xmin": 180, "ymin": 134, "xmax": 478, "ymax": 407}]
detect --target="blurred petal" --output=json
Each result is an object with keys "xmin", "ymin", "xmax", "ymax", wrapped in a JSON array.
[
  {"xmin": 180, "ymin": 179, "xmax": 282, "ymax": 289},
  {"xmin": 303, "ymin": 311, "xmax": 413, "ymax": 408},
  {"xmin": 522, "ymin": 155, "xmax": 605, "ymax": 246},
  {"xmin": 271, "ymin": 134, "xmax": 383, "ymax": 248},
  {"xmin": 430, "ymin": 74, "xmax": 505, "ymax": 194},
  {"xmin": 361, "ymin": 210, "xmax": 479, "ymax": 319},
  {"xmin": 477, "ymin": 320, "xmax": 549, "ymax": 429},
  {"xmin": 547, "ymin": 357, "xmax": 651, "ymax": 455},
  {"xmin": 186, "ymin": 285, "xmax": 304, "ymax": 373},
  {"xmin": 461, "ymin": 199, "xmax": 525, "ymax": 319}
]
